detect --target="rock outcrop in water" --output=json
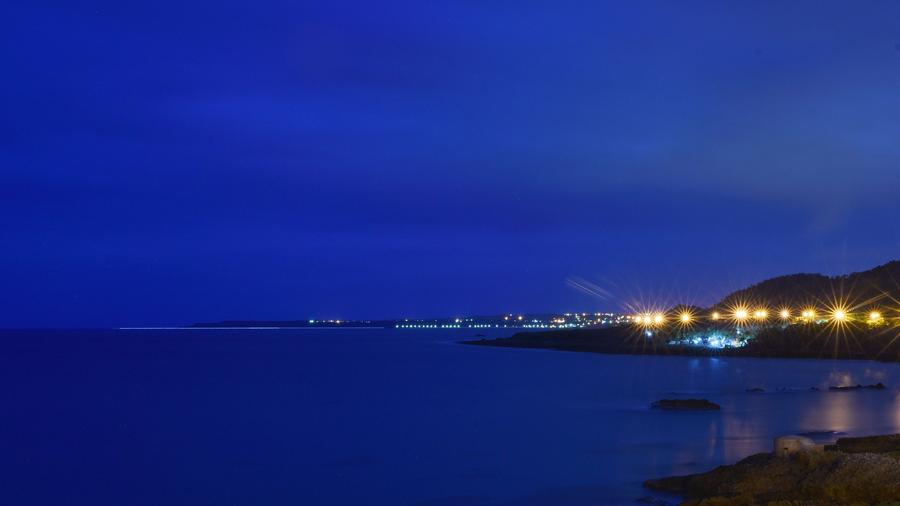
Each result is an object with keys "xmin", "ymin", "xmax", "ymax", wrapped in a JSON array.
[
  {"xmin": 645, "ymin": 434, "xmax": 900, "ymax": 505},
  {"xmin": 828, "ymin": 382, "xmax": 886, "ymax": 391},
  {"xmin": 650, "ymin": 399, "xmax": 720, "ymax": 411}
]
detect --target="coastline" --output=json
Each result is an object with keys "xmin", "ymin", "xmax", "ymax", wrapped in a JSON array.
[
  {"xmin": 468, "ymin": 326, "xmax": 900, "ymax": 504},
  {"xmin": 643, "ymin": 433, "xmax": 900, "ymax": 504},
  {"xmin": 462, "ymin": 324, "xmax": 900, "ymax": 363}
]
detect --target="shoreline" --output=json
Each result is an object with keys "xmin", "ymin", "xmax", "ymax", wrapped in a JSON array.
[
  {"xmin": 463, "ymin": 337, "xmax": 899, "ymax": 366},
  {"xmin": 469, "ymin": 326, "xmax": 900, "ymax": 503},
  {"xmin": 462, "ymin": 324, "xmax": 900, "ymax": 363},
  {"xmin": 644, "ymin": 433, "xmax": 900, "ymax": 504}
]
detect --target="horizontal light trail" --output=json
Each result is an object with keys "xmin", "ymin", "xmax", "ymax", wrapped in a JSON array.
[{"xmin": 118, "ymin": 326, "xmax": 386, "ymax": 330}]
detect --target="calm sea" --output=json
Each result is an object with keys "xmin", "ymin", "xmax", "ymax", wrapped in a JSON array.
[{"xmin": 3, "ymin": 328, "xmax": 900, "ymax": 505}]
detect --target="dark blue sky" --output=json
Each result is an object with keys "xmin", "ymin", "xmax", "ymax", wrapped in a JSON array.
[{"xmin": 4, "ymin": 1, "xmax": 900, "ymax": 326}]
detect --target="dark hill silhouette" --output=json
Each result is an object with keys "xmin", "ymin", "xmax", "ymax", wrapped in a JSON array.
[
  {"xmin": 716, "ymin": 260, "xmax": 900, "ymax": 311},
  {"xmin": 467, "ymin": 260, "xmax": 900, "ymax": 362}
]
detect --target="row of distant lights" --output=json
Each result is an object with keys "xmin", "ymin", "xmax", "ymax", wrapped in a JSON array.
[
  {"xmin": 633, "ymin": 307, "xmax": 885, "ymax": 326},
  {"xmin": 396, "ymin": 324, "xmax": 501, "ymax": 328}
]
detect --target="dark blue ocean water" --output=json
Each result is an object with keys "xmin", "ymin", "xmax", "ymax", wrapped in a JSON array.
[{"xmin": 3, "ymin": 328, "xmax": 900, "ymax": 505}]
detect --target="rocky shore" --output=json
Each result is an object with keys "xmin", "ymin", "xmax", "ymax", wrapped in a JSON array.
[
  {"xmin": 463, "ymin": 324, "xmax": 900, "ymax": 362},
  {"xmin": 644, "ymin": 434, "xmax": 900, "ymax": 505}
]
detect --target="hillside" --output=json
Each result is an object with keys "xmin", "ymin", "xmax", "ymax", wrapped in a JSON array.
[
  {"xmin": 466, "ymin": 260, "xmax": 900, "ymax": 362},
  {"xmin": 716, "ymin": 260, "xmax": 900, "ymax": 310}
]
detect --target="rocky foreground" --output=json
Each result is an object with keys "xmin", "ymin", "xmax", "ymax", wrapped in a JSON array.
[{"xmin": 644, "ymin": 434, "xmax": 900, "ymax": 505}]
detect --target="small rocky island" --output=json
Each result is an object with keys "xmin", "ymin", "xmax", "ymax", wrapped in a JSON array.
[
  {"xmin": 650, "ymin": 399, "xmax": 720, "ymax": 411},
  {"xmin": 645, "ymin": 434, "xmax": 900, "ymax": 504},
  {"xmin": 828, "ymin": 382, "xmax": 886, "ymax": 391}
]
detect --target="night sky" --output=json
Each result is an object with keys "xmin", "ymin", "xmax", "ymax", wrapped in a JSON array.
[{"xmin": 4, "ymin": 1, "xmax": 900, "ymax": 327}]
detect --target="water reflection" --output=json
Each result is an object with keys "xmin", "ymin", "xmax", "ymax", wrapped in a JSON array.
[
  {"xmin": 8, "ymin": 329, "xmax": 900, "ymax": 506},
  {"xmin": 704, "ymin": 419, "xmax": 719, "ymax": 461},
  {"xmin": 629, "ymin": 356, "xmax": 900, "ymax": 501},
  {"xmin": 803, "ymin": 390, "xmax": 854, "ymax": 432}
]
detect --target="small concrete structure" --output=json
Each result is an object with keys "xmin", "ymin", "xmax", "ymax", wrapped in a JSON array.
[{"xmin": 774, "ymin": 435, "xmax": 819, "ymax": 457}]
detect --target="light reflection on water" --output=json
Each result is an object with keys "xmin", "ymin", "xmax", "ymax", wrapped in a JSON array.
[{"xmin": 3, "ymin": 328, "xmax": 900, "ymax": 506}]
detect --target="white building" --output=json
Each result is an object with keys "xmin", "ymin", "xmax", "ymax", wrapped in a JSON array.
[{"xmin": 774, "ymin": 435, "xmax": 819, "ymax": 457}]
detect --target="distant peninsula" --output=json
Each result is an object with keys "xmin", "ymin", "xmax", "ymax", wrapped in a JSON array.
[
  {"xmin": 465, "ymin": 260, "xmax": 900, "ymax": 363},
  {"xmin": 463, "ymin": 324, "xmax": 900, "ymax": 362},
  {"xmin": 190, "ymin": 319, "xmax": 392, "ymax": 328}
]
